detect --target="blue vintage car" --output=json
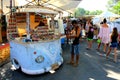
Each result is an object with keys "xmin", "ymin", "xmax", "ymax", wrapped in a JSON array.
[{"xmin": 10, "ymin": 39, "xmax": 63, "ymax": 75}]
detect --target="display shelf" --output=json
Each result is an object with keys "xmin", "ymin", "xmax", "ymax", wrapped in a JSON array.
[
  {"xmin": 35, "ymin": 15, "xmax": 42, "ymax": 22},
  {"xmin": 7, "ymin": 13, "xmax": 18, "ymax": 40},
  {"xmin": 16, "ymin": 13, "xmax": 26, "ymax": 16},
  {"xmin": 7, "ymin": 33, "xmax": 19, "ymax": 40},
  {"xmin": 31, "ymin": 25, "xmax": 60, "ymax": 41},
  {"xmin": 43, "ymin": 19, "xmax": 47, "ymax": 24},
  {"xmin": 7, "ymin": 29, "xmax": 17, "ymax": 33},
  {"xmin": 9, "ymin": 23, "xmax": 16, "ymax": 25},
  {"xmin": 10, "ymin": 15, "xmax": 16, "ymax": 18},
  {"xmin": 34, "ymin": 15, "xmax": 47, "ymax": 23},
  {"xmin": 16, "ymin": 13, "xmax": 26, "ymax": 23},
  {"xmin": 9, "ymin": 19, "xmax": 16, "ymax": 23}
]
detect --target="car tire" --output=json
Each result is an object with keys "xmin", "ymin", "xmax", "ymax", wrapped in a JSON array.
[{"xmin": 12, "ymin": 58, "xmax": 21, "ymax": 70}]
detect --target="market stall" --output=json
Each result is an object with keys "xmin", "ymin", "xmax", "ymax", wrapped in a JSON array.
[{"xmin": 7, "ymin": 4, "xmax": 64, "ymax": 74}]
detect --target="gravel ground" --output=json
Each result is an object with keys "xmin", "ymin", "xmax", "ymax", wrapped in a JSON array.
[{"xmin": 0, "ymin": 62, "xmax": 12, "ymax": 80}]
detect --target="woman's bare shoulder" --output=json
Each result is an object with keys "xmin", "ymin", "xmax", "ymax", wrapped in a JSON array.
[{"xmin": 102, "ymin": 24, "xmax": 109, "ymax": 28}]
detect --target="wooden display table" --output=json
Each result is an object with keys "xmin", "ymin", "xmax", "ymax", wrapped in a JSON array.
[{"xmin": 0, "ymin": 43, "xmax": 10, "ymax": 66}]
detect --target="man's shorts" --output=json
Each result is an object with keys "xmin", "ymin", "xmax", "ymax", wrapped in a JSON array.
[{"xmin": 71, "ymin": 44, "xmax": 80, "ymax": 55}]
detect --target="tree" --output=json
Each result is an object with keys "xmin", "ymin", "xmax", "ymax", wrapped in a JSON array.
[
  {"xmin": 74, "ymin": 8, "xmax": 102, "ymax": 17},
  {"xmin": 107, "ymin": 0, "xmax": 120, "ymax": 14},
  {"xmin": 113, "ymin": 1, "xmax": 120, "ymax": 14},
  {"xmin": 89, "ymin": 11, "xmax": 96, "ymax": 15},
  {"xmin": 95, "ymin": 10, "xmax": 103, "ymax": 15},
  {"xmin": 85, "ymin": 10, "xmax": 90, "ymax": 15},
  {"xmin": 74, "ymin": 8, "xmax": 86, "ymax": 17}
]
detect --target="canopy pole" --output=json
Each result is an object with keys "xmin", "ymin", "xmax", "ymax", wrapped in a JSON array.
[
  {"xmin": 59, "ymin": 12, "xmax": 62, "ymax": 19},
  {"xmin": 26, "ymin": 12, "xmax": 30, "ymax": 39}
]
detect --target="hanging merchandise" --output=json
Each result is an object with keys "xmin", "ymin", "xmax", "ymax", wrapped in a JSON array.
[{"xmin": 7, "ymin": 13, "xmax": 19, "ymax": 40}]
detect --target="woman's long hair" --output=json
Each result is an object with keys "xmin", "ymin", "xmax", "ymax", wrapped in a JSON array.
[{"xmin": 111, "ymin": 27, "xmax": 118, "ymax": 38}]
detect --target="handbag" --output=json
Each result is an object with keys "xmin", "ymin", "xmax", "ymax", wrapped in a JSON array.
[{"xmin": 97, "ymin": 39, "xmax": 101, "ymax": 43}]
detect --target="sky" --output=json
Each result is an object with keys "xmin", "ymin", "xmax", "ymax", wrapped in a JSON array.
[
  {"xmin": 17, "ymin": 0, "xmax": 29, "ymax": 6},
  {"xmin": 78, "ymin": 0, "xmax": 109, "ymax": 11}
]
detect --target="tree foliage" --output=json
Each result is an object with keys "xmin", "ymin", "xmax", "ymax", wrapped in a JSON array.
[
  {"xmin": 74, "ymin": 8, "xmax": 102, "ymax": 17},
  {"xmin": 74, "ymin": 8, "xmax": 86, "ymax": 17},
  {"xmin": 113, "ymin": 1, "xmax": 120, "ymax": 14},
  {"xmin": 107, "ymin": 0, "xmax": 120, "ymax": 14}
]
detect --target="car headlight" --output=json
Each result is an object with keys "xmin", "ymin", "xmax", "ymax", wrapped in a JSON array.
[{"xmin": 35, "ymin": 55, "xmax": 44, "ymax": 63}]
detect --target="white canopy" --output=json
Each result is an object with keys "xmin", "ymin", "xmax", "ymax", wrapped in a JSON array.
[
  {"xmin": 1, "ymin": 0, "xmax": 82, "ymax": 14},
  {"xmin": 92, "ymin": 11, "xmax": 120, "ymax": 24},
  {"xmin": 92, "ymin": 17, "xmax": 101, "ymax": 24},
  {"xmin": 43, "ymin": 0, "xmax": 81, "ymax": 13},
  {"xmin": 97, "ymin": 11, "xmax": 119, "ymax": 18},
  {"xmin": 114, "ymin": 18, "xmax": 120, "ymax": 22},
  {"xmin": 18, "ymin": 5, "xmax": 59, "ymax": 14}
]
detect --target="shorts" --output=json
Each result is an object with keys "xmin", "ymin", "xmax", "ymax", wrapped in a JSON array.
[
  {"xmin": 110, "ymin": 42, "xmax": 118, "ymax": 48},
  {"xmin": 87, "ymin": 38, "xmax": 93, "ymax": 41},
  {"xmin": 71, "ymin": 44, "xmax": 80, "ymax": 55}
]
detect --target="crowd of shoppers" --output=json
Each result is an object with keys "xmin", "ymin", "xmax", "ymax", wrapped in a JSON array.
[{"xmin": 64, "ymin": 18, "xmax": 119, "ymax": 67}]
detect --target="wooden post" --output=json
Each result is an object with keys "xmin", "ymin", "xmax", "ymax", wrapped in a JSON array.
[
  {"xmin": 0, "ymin": 10, "xmax": 3, "ymax": 43},
  {"xmin": 0, "ymin": 25, "xmax": 2, "ymax": 43},
  {"xmin": 0, "ymin": 0, "xmax": 3, "ymax": 43},
  {"xmin": 51, "ymin": 15, "xmax": 54, "ymax": 30},
  {"xmin": 26, "ymin": 12, "xmax": 30, "ymax": 39}
]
